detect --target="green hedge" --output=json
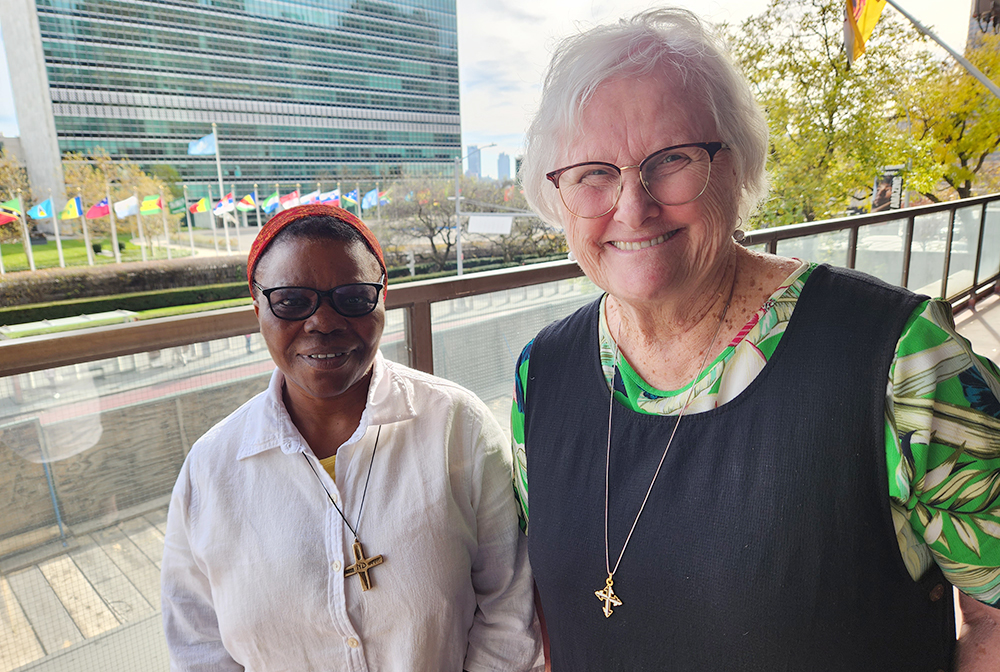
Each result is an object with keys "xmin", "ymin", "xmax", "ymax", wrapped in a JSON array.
[
  {"xmin": 0, "ymin": 253, "xmax": 568, "ymax": 326},
  {"xmin": 0, "ymin": 283, "xmax": 250, "ymax": 325}
]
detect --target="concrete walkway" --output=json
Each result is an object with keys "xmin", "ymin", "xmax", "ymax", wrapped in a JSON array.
[{"xmin": 954, "ymin": 292, "xmax": 1000, "ymax": 360}]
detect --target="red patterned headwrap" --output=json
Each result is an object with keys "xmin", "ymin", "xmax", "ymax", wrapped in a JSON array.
[{"xmin": 246, "ymin": 204, "xmax": 387, "ymax": 297}]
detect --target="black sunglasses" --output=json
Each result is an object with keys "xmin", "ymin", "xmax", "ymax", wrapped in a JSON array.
[{"xmin": 253, "ymin": 279, "xmax": 384, "ymax": 320}]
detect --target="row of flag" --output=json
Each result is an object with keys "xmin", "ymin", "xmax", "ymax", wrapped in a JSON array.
[
  {"xmin": 1, "ymin": 185, "xmax": 393, "ymax": 229},
  {"xmin": 189, "ymin": 187, "xmax": 391, "ymax": 217},
  {"xmin": 0, "ymin": 194, "xmax": 192, "ymax": 228}
]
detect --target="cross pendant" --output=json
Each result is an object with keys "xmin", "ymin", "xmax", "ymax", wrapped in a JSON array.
[
  {"xmin": 344, "ymin": 539, "xmax": 384, "ymax": 591},
  {"xmin": 594, "ymin": 574, "xmax": 622, "ymax": 618}
]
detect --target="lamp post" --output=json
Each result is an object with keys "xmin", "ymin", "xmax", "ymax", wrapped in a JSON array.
[{"xmin": 454, "ymin": 143, "xmax": 496, "ymax": 276}]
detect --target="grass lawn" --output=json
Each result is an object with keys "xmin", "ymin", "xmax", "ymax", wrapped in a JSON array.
[{"xmin": 0, "ymin": 235, "xmax": 192, "ymax": 272}]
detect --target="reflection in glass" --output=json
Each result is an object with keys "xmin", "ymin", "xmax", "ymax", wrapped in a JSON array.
[
  {"xmin": 856, "ymin": 219, "xmax": 906, "ymax": 285},
  {"xmin": 979, "ymin": 205, "xmax": 1000, "ymax": 284},
  {"xmin": 907, "ymin": 212, "xmax": 948, "ymax": 297},
  {"xmin": 776, "ymin": 230, "xmax": 849, "ymax": 267},
  {"xmin": 948, "ymin": 206, "xmax": 982, "ymax": 296}
]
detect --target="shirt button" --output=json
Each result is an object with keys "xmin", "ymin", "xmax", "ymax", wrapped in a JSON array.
[
  {"xmin": 332, "ymin": 560, "xmax": 341, "ymax": 572},
  {"xmin": 347, "ymin": 637, "xmax": 359, "ymax": 649}
]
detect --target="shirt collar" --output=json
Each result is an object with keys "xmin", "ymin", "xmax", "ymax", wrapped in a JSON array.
[{"xmin": 237, "ymin": 352, "xmax": 417, "ymax": 460}]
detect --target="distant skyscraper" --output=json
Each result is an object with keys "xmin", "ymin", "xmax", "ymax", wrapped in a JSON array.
[
  {"xmin": 3, "ymin": 0, "xmax": 462, "ymax": 200},
  {"xmin": 466, "ymin": 145, "xmax": 482, "ymax": 178},
  {"xmin": 498, "ymin": 153, "xmax": 511, "ymax": 181}
]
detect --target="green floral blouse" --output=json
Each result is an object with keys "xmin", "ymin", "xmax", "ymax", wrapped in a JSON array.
[{"xmin": 511, "ymin": 262, "xmax": 1000, "ymax": 606}]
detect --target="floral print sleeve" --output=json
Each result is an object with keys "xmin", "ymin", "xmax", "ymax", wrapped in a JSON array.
[
  {"xmin": 887, "ymin": 299, "xmax": 1000, "ymax": 605},
  {"xmin": 511, "ymin": 339, "xmax": 532, "ymax": 534}
]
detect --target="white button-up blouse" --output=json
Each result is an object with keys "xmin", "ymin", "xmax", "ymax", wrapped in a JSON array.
[{"xmin": 161, "ymin": 354, "xmax": 542, "ymax": 671}]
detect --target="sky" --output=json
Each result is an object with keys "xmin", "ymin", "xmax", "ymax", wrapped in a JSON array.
[{"xmin": 0, "ymin": 1, "xmax": 972, "ymax": 179}]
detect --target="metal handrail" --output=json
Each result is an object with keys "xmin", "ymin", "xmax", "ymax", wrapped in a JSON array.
[{"xmin": 1, "ymin": 194, "xmax": 998, "ymax": 378}]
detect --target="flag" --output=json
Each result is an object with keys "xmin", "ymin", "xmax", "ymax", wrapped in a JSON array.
[
  {"xmin": 1, "ymin": 197, "xmax": 22, "ymax": 215},
  {"xmin": 504, "ymin": 185, "xmax": 515, "ymax": 202},
  {"xmin": 114, "ymin": 195, "xmax": 139, "ymax": 218},
  {"xmin": 318, "ymin": 189, "xmax": 340, "ymax": 206},
  {"xmin": 187, "ymin": 132, "xmax": 217, "ymax": 156},
  {"xmin": 300, "ymin": 189, "xmax": 320, "ymax": 205},
  {"xmin": 361, "ymin": 188, "xmax": 379, "ymax": 210},
  {"xmin": 169, "ymin": 197, "xmax": 187, "ymax": 214},
  {"xmin": 141, "ymin": 194, "xmax": 163, "ymax": 215},
  {"xmin": 0, "ymin": 212, "xmax": 16, "ymax": 226},
  {"xmin": 27, "ymin": 199, "xmax": 53, "ymax": 220},
  {"xmin": 342, "ymin": 189, "xmax": 359, "ymax": 206},
  {"xmin": 279, "ymin": 190, "xmax": 300, "ymax": 210},
  {"xmin": 86, "ymin": 198, "xmax": 110, "ymax": 219},
  {"xmin": 236, "ymin": 193, "xmax": 257, "ymax": 211},
  {"xmin": 844, "ymin": 0, "xmax": 886, "ymax": 65},
  {"xmin": 189, "ymin": 197, "xmax": 208, "ymax": 213},
  {"xmin": 60, "ymin": 196, "xmax": 83, "ymax": 219},
  {"xmin": 262, "ymin": 190, "xmax": 280, "ymax": 213},
  {"xmin": 379, "ymin": 191, "xmax": 390, "ymax": 206},
  {"xmin": 213, "ymin": 192, "xmax": 235, "ymax": 215}
]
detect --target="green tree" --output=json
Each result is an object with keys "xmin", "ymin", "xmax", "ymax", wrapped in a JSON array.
[
  {"xmin": 900, "ymin": 34, "xmax": 1000, "ymax": 201},
  {"xmin": 62, "ymin": 149, "xmax": 176, "ymax": 239},
  {"xmin": 726, "ymin": 0, "xmax": 930, "ymax": 226},
  {"xmin": 381, "ymin": 177, "xmax": 462, "ymax": 272},
  {"xmin": 0, "ymin": 148, "xmax": 33, "ymax": 242}
]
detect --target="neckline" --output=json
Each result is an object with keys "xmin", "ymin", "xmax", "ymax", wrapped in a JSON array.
[{"xmin": 599, "ymin": 260, "xmax": 811, "ymax": 400}]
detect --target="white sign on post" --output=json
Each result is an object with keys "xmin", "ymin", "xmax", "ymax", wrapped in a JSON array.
[{"xmin": 467, "ymin": 215, "xmax": 513, "ymax": 235}]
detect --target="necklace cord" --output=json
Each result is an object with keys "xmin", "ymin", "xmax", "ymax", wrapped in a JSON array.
[
  {"xmin": 302, "ymin": 424, "xmax": 382, "ymax": 541},
  {"xmin": 605, "ymin": 265, "xmax": 737, "ymax": 579}
]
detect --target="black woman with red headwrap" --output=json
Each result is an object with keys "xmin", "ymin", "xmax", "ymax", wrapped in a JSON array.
[{"xmin": 161, "ymin": 204, "xmax": 542, "ymax": 672}]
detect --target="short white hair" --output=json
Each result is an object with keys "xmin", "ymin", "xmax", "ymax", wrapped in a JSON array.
[{"xmin": 519, "ymin": 8, "xmax": 769, "ymax": 226}]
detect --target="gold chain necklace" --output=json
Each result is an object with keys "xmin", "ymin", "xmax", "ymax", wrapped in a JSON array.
[
  {"xmin": 596, "ymin": 274, "xmax": 736, "ymax": 618},
  {"xmin": 303, "ymin": 425, "xmax": 385, "ymax": 591}
]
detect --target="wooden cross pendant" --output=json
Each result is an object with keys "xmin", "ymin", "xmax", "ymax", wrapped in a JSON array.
[
  {"xmin": 344, "ymin": 539, "xmax": 384, "ymax": 591},
  {"xmin": 595, "ymin": 575, "xmax": 622, "ymax": 618}
]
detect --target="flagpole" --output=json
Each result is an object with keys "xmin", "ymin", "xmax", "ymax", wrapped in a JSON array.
[
  {"xmin": 107, "ymin": 183, "xmax": 121, "ymax": 263},
  {"xmin": 254, "ymin": 184, "xmax": 262, "ymax": 228},
  {"xmin": 159, "ymin": 189, "xmax": 172, "ymax": 260},
  {"xmin": 207, "ymin": 185, "xmax": 219, "ymax": 254},
  {"xmin": 134, "ymin": 188, "xmax": 147, "ymax": 262},
  {"xmin": 17, "ymin": 189, "xmax": 36, "ymax": 271},
  {"xmin": 183, "ymin": 185, "xmax": 196, "ymax": 256},
  {"xmin": 79, "ymin": 189, "xmax": 94, "ymax": 266},
  {"xmin": 376, "ymin": 181, "xmax": 382, "ymax": 220},
  {"xmin": 232, "ymin": 182, "xmax": 242, "ymax": 252},
  {"xmin": 884, "ymin": 0, "xmax": 1000, "ymax": 100},
  {"xmin": 48, "ymin": 190, "xmax": 65, "ymax": 267},
  {"xmin": 211, "ymin": 122, "xmax": 231, "ymax": 253}
]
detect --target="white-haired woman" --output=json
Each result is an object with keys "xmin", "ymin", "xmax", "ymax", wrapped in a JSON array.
[{"xmin": 511, "ymin": 8, "xmax": 1000, "ymax": 671}]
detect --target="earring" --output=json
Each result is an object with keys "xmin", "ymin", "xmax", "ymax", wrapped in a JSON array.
[
  {"xmin": 732, "ymin": 229, "xmax": 745, "ymax": 243},
  {"xmin": 567, "ymin": 250, "xmax": 577, "ymax": 262}
]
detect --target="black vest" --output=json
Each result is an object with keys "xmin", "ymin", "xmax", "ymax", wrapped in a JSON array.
[{"xmin": 524, "ymin": 265, "xmax": 954, "ymax": 672}]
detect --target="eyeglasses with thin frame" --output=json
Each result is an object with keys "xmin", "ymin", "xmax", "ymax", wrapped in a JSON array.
[
  {"xmin": 545, "ymin": 142, "xmax": 729, "ymax": 219},
  {"xmin": 253, "ymin": 278, "xmax": 384, "ymax": 321}
]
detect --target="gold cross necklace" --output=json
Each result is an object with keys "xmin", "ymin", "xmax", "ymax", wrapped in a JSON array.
[
  {"xmin": 597, "ymin": 268, "xmax": 736, "ymax": 618},
  {"xmin": 303, "ymin": 425, "xmax": 384, "ymax": 591}
]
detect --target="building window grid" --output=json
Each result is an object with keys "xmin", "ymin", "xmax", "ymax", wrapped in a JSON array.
[{"xmin": 33, "ymin": 0, "xmax": 461, "ymax": 184}]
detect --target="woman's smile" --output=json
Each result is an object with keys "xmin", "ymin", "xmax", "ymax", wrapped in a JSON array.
[{"xmin": 608, "ymin": 229, "xmax": 681, "ymax": 251}]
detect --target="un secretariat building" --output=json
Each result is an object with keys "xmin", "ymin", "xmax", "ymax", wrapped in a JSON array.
[{"xmin": 3, "ymin": 0, "xmax": 461, "ymax": 200}]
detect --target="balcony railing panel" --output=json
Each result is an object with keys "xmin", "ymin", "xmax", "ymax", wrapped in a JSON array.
[
  {"xmin": 855, "ymin": 218, "xmax": 907, "ymax": 285},
  {"xmin": 979, "ymin": 202, "xmax": 1000, "ymax": 284},
  {"xmin": 775, "ymin": 229, "xmax": 850, "ymax": 268}
]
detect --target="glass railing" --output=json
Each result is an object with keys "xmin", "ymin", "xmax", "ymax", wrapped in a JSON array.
[{"xmin": 1, "ymin": 194, "xmax": 998, "ymax": 671}]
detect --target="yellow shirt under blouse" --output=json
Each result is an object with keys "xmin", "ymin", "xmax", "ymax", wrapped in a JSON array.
[{"xmin": 320, "ymin": 455, "xmax": 336, "ymax": 483}]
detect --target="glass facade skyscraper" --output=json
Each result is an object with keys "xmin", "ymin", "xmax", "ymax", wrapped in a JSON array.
[{"xmin": 8, "ymin": 0, "xmax": 461, "ymax": 198}]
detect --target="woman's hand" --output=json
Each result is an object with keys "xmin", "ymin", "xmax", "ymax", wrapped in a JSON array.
[{"xmin": 955, "ymin": 590, "xmax": 1000, "ymax": 671}]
